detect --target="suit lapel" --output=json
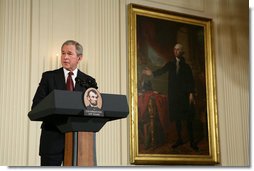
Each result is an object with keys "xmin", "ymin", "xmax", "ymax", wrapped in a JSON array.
[
  {"xmin": 54, "ymin": 68, "xmax": 66, "ymax": 90},
  {"xmin": 74, "ymin": 70, "xmax": 85, "ymax": 91}
]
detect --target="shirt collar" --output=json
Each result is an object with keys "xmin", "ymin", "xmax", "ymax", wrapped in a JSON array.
[{"xmin": 63, "ymin": 68, "xmax": 78, "ymax": 80}]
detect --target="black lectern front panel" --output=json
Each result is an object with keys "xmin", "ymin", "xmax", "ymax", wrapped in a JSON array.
[{"xmin": 28, "ymin": 90, "xmax": 129, "ymax": 133}]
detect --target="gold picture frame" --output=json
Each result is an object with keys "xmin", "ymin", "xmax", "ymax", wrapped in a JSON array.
[{"xmin": 128, "ymin": 4, "xmax": 219, "ymax": 165}]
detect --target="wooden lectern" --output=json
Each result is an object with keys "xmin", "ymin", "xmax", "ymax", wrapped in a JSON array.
[{"xmin": 28, "ymin": 90, "xmax": 129, "ymax": 166}]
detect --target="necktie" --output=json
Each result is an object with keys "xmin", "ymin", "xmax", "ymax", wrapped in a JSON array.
[{"xmin": 66, "ymin": 71, "xmax": 74, "ymax": 91}]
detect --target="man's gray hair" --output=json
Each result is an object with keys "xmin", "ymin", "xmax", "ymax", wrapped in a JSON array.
[{"xmin": 61, "ymin": 40, "xmax": 83, "ymax": 56}]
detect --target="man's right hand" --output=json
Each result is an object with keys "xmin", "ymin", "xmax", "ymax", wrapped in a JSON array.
[{"xmin": 142, "ymin": 67, "xmax": 152, "ymax": 76}]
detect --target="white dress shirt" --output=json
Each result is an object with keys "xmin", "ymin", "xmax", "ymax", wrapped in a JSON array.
[{"xmin": 63, "ymin": 68, "xmax": 78, "ymax": 87}]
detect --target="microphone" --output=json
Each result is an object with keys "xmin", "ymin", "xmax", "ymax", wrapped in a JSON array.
[{"xmin": 75, "ymin": 77, "xmax": 98, "ymax": 89}]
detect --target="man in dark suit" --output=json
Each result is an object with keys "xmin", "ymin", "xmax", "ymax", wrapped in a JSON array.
[
  {"xmin": 143, "ymin": 43, "xmax": 198, "ymax": 151},
  {"xmin": 31, "ymin": 40, "xmax": 98, "ymax": 166}
]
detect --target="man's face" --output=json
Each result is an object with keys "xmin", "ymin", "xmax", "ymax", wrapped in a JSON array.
[
  {"xmin": 173, "ymin": 44, "xmax": 183, "ymax": 58},
  {"xmin": 61, "ymin": 44, "xmax": 82, "ymax": 71},
  {"xmin": 88, "ymin": 91, "xmax": 98, "ymax": 106}
]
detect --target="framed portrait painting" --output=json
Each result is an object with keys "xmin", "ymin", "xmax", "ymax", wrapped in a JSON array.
[{"xmin": 128, "ymin": 4, "xmax": 219, "ymax": 165}]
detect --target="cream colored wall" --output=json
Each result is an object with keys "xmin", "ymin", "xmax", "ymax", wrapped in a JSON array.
[{"xmin": 0, "ymin": 0, "xmax": 249, "ymax": 166}]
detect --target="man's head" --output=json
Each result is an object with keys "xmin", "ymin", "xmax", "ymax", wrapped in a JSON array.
[
  {"xmin": 173, "ymin": 43, "xmax": 184, "ymax": 58},
  {"xmin": 61, "ymin": 40, "xmax": 83, "ymax": 71},
  {"xmin": 87, "ymin": 89, "xmax": 98, "ymax": 107}
]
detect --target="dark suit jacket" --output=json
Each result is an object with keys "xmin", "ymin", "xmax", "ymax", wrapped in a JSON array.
[
  {"xmin": 86, "ymin": 105, "xmax": 101, "ymax": 111},
  {"xmin": 31, "ymin": 67, "xmax": 97, "ymax": 155},
  {"xmin": 153, "ymin": 57, "xmax": 195, "ymax": 121}
]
